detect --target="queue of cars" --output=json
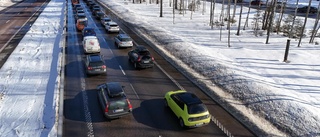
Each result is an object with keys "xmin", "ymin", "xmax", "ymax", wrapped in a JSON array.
[{"xmin": 72, "ymin": 0, "xmax": 211, "ymax": 128}]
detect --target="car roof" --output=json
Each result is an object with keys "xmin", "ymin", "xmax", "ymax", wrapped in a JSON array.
[
  {"xmin": 106, "ymin": 82, "xmax": 124, "ymax": 97},
  {"xmin": 107, "ymin": 21, "xmax": 117, "ymax": 25},
  {"xmin": 176, "ymin": 92, "xmax": 202, "ymax": 105}
]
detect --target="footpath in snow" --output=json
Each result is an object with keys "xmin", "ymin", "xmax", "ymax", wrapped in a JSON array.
[{"xmin": 0, "ymin": 0, "xmax": 65, "ymax": 136}]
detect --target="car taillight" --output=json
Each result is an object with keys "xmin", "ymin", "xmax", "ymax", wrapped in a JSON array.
[
  {"xmin": 151, "ymin": 57, "xmax": 154, "ymax": 61},
  {"xmin": 127, "ymin": 99, "xmax": 132, "ymax": 110},
  {"xmin": 102, "ymin": 65, "xmax": 106, "ymax": 69},
  {"xmin": 105, "ymin": 103, "xmax": 109, "ymax": 112},
  {"xmin": 137, "ymin": 56, "xmax": 141, "ymax": 62},
  {"xmin": 88, "ymin": 66, "xmax": 93, "ymax": 70}
]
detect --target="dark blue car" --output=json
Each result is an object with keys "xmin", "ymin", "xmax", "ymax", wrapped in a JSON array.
[{"xmin": 82, "ymin": 27, "xmax": 96, "ymax": 37}]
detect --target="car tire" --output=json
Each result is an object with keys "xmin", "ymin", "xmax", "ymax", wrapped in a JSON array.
[
  {"xmin": 179, "ymin": 118, "xmax": 185, "ymax": 128},
  {"xmin": 164, "ymin": 99, "xmax": 168, "ymax": 107}
]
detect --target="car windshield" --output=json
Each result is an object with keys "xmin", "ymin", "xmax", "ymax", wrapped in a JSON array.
[{"xmin": 188, "ymin": 103, "xmax": 207, "ymax": 114}]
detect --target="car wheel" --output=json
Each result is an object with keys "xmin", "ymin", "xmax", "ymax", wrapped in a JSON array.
[
  {"xmin": 164, "ymin": 99, "xmax": 168, "ymax": 107},
  {"xmin": 179, "ymin": 118, "xmax": 185, "ymax": 128}
]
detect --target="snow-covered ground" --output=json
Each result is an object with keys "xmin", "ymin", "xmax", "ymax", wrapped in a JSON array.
[
  {"xmin": 0, "ymin": 0, "xmax": 319, "ymax": 136},
  {"xmin": 0, "ymin": 0, "xmax": 65, "ymax": 136}
]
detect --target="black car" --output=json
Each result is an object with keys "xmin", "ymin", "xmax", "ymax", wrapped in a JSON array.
[
  {"xmin": 82, "ymin": 27, "xmax": 96, "ymax": 37},
  {"xmin": 297, "ymin": 6, "xmax": 318, "ymax": 14},
  {"xmin": 96, "ymin": 82, "xmax": 133, "ymax": 119},
  {"xmin": 95, "ymin": 11, "xmax": 106, "ymax": 20},
  {"xmin": 128, "ymin": 46, "xmax": 154, "ymax": 69},
  {"xmin": 84, "ymin": 54, "xmax": 106, "ymax": 76}
]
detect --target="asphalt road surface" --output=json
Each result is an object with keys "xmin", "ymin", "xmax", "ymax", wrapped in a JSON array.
[{"xmin": 63, "ymin": 0, "xmax": 256, "ymax": 137}]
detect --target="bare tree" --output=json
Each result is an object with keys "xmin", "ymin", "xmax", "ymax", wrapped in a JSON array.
[
  {"xmin": 227, "ymin": 0, "xmax": 231, "ymax": 47},
  {"xmin": 266, "ymin": 0, "xmax": 276, "ymax": 44},
  {"xmin": 232, "ymin": 0, "xmax": 238, "ymax": 21},
  {"xmin": 309, "ymin": 0, "xmax": 320, "ymax": 43},
  {"xmin": 298, "ymin": 0, "xmax": 312, "ymax": 47},
  {"xmin": 236, "ymin": 3, "xmax": 243, "ymax": 35},
  {"xmin": 289, "ymin": 0, "xmax": 300, "ymax": 38},
  {"xmin": 243, "ymin": 1, "xmax": 251, "ymax": 30},
  {"xmin": 275, "ymin": 0, "xmax": 287, "ymax": 33}
]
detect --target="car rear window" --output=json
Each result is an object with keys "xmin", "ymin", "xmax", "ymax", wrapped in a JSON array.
[
  {"xmin": 89, "ymin": 61, "xmax": 104, "ymax": 67},
  {"xmin": 110, "ymin": 24, "xmax": 118, "ymax": 27},
  {"xmin": 121, "ymin": 37, "xmax": 132, "ymax": 41},
  {"xmin": 138, "ymin": 51, "xmax": 150, "ymax": 55},
  {"xmin": 188, "ymin": 103, "xmax": 207, "ymax": 114},
  {"xmin": 109, "ymin": 99, "xmax": 128, "ymax": 109}
]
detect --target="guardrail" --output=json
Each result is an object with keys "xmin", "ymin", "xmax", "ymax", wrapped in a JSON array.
[{"xmin": 57, "ymin": 0, "xmax": 67, "ymax": 136}]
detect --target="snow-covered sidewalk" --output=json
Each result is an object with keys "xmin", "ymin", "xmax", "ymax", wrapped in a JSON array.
[{"xmin": 0, "ymin": 0, "xmax": 66, "ymax": 136}]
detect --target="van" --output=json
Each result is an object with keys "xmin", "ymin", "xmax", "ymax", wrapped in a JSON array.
[{"xmin": 82, "ymin": 36, "xmax": 100, "ymax": 53}]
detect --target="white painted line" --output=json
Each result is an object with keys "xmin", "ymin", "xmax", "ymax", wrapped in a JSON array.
[
  {"xmin": 6, "ymin": 20, "xmax": 10, "ymax": 23},
  {"xmin": 130, "ymin": 84, "xmax": 140, "ymax": 99},
  {"xmin": 154, "ymin": 61, "xmax": 184, "ymax": 90},
  {"xmin": 119, "ymin": 65, "xmax": 126, "ymax": 75}
]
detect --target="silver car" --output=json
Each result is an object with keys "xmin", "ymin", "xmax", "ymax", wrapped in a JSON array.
[
  {"xmin": 105, "ymin": 21, "xmax": 120, "ymax": 33},
  {"xmin": 114, "ymin": 34, "xmax": 133, "ymax": 48}
]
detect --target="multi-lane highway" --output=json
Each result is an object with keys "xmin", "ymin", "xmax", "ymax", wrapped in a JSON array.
[
  {"xmin": 63, "ymin": 0, "xmax": 256, "ymax": 137},
  {"xmin": 0, "ymin": 0, "xmax": 49, "ymax": 67}
]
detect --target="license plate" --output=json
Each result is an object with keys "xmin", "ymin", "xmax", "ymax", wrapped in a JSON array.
[
  {"xmin": 143, "ymin": 61, "xmax": 149, "ymax": 63},
  {"xmin": 114, "ymin": 109, "xmax": 124, "ymax": 113},
  {"xmin": 195, "ymin": 123, "xmax": 203, "ymax": 127},
  {"xmin": 94, "ymin": 69, "xmax": 100, "ymax": 71}
]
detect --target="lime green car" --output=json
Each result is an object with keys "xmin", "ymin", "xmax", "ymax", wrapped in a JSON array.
[{"xmin": 164, "ymin": 90, "xmax": 211, "ymax": 128}]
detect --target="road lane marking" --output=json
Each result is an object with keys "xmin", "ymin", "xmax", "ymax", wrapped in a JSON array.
[
  {"xmin": 6, "ymin": 20, "xmax": 10, "ymax": 23},
  {"xmin": 130, "ymin": 84, "xmax": 140, "ymax": 99},
  {"xmin": 119, "ymin": 65, "xmax": 126, "ymax": 75},
  {"xmin": 154, "ymin": 61, "xmax": 185, "ymax": 90},
  {"xmin": 70, "ymin": 2, "xmax": 94, "ymax": 136}
]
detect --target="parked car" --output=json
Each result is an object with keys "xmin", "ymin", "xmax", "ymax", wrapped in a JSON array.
[
  {"xmin": 76, "ymin": 19, "xmax": 88, "ymax": 31},
  {"xmin": 128, "ymin": 45, "xmax": 154, "ymax": 69},
  {"xmin": 82, "ymin": 36, "xmax": 100, "ymax": 53},
  {"xmin": 101, "ymin": 17, "xmax": 112, "ymax": 26},
  {"xmin": 84, "ymin": 54, "xmax": 106, "ymax": 75},
  {"xmin": 105, "ymin": 21, "xmax": 120, "ymax": 33},
  {"xmin": 82, "ymin": 27, "xmax": 96, "ymax": 37},
  {"xmin": 114, "ymin": 34, "xmax": 133, "ymax": 48},
  {"xmin": 96, "ymin": 82, "xmax": 133, "ymax": 119},
  {"xmin": 297, "ymin": 6, "xmax": 318, "ymax": 14},
  {"xmin": 164, "ymin": 90, "xmax": 211, "ymax": 128}
]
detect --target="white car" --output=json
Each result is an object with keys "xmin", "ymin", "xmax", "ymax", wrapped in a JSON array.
[
  {"xmin": 82, "ymin": 36, "xmax": 100, "ymax": 54},
  {"xmin": 100, "ymin": 17, "xmax": 112, "ymax": 26},
  {"xmin": 105, "ymin": 21, "xmax": 120, "ymax": 33},
  {"xmin": 114, "ymin": 34, "xmax": 133, "ymax": 48}
]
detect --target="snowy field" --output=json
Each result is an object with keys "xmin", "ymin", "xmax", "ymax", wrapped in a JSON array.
[
  {"xmin": 0, "ymin": 0, "xmax": 319, "ymax": 136},
  {"xmin": 0, "ymin": 0, "xmax": 65, "ymax": 136}
]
